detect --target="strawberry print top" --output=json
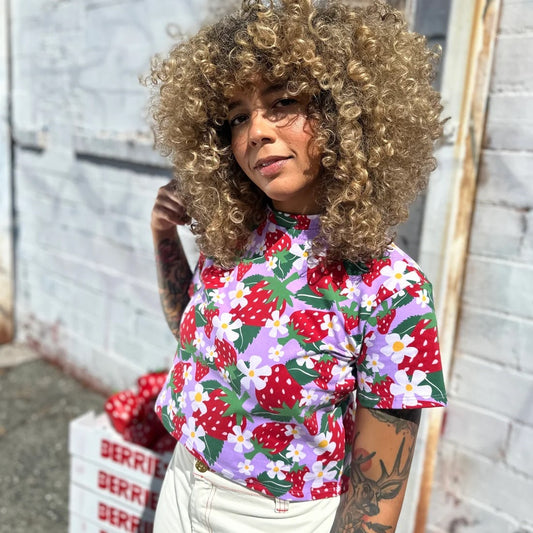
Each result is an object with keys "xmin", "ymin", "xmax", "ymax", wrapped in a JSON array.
[{"xmin": 155, "ymin": 208, "xmax": 447, "ymax": 501}]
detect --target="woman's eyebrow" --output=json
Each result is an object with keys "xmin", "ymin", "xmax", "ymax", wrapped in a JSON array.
[{"xmin": 227, "ymin": 84, "xmax": 287, "ymax": 113}]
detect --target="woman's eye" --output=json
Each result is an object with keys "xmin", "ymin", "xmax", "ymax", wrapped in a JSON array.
[
  {"xmin": 274, "ymin": 97, "xmax": 298, "ymax": 108},
  {"xmin": 229, "ymin": 114, "xmax": 247, "ymax": 128}
]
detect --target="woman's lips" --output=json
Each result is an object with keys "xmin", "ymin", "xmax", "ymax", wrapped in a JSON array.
[{"xmin": 255, "ymin": 156, "xmax": 291, "ymax": 177}]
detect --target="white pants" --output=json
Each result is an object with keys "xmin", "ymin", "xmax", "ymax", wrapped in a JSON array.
[{"xmin": 154, "ymin": 443, "xmax": 340, "ymax": 533}]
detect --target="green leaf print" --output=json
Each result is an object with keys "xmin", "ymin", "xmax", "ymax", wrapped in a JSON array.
[
  {"xmin": 273, "ymin": 253, "xmax": 298, "ymax": 278},
  {"xmin": 250, "ymin": 404, "xmax": 303, "ymax": 423},
  {"xmin": 423, "ymin": 371, "xmax": 447, "ymax": 402},
  {"xmin": 343, "ymin": 260, "xmax": 369, "ymax": 276},
  {"xmin": 195, "ymin": 306, "xmax": 208, "ymax": 327},
  {"xmin": 180, "ymin": 343, "xmax": 196, "ymax": 361},
  {"xmin": 392, "ymin": 315, "xmax": 424, "ymax": 337},
  {"xmin": 200, "ymin": 379, "xmax": 225, "ymax": 393},
  {"xmin": 357, "ymin": 389, "xmax": 381, "ymax": 407},
  {"xmin": 234, "ymin": 325, "xmax": 262, "ymax": 353},
  {"xmin": 286, "ymin": 359, "xmax": 321, "ymax": 386},
  {"xmin": 294, "ymin": 285, "xmax": 335, "ymax": 309},
  {"xmin": 243, "ymin": 274, "xmax": 266, "ymax": 288},
  {"xmin": 256, "ymin": 473, "xmax": 292, "ymax": 497},
  {"xmin": 201, "ymin": 434, "xmax": 224, "ymax": 465}
]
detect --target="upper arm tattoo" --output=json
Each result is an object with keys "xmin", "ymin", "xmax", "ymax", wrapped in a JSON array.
[
  {"xmin": 155, "ymin": 237, "xmax": 193, "ymax": 339},
  {"xmin": 368, "ymin": 408, "xmax": 421, "ymax": 437}
]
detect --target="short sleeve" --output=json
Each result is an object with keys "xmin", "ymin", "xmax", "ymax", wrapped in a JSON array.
[{"xmin": 355, "ymin": 280, "xmax": 447, "ymax": 409}]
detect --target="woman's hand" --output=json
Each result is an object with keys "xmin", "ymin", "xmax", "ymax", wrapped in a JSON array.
[{"xmin": 151, "ymin": 181, "xmax": 190, "ymax": 232}]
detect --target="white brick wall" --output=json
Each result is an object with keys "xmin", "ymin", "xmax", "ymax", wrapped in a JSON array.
[{"xmin": 427, "ymin": 1, "xmax": 533, "ymax": 530}]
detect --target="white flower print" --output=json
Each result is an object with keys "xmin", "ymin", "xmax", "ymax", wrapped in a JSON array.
[
  {"xmin": 366, "ymin": 354, "xmax": 384, "ymax": 373},
  {"xmin": 286, "ymin": 443, "xmax": 306, "ymax": 463},
  {"xmin": 236, "ymin": 355, "xmax": 272, "ymax": 390},
  {"xmin": 416, "ymin": 289, "xmax": 430, "ymax": 308},
  {"xmin": 178, "ymin": 393, "xmax": 186, "ymax": 410},
  {"xmin": 205, "ymin": 345, "xmax": 217, "ymax": 362},
  {"xmin": 212, "ymin": 312, "xmax": 242, "ymax": 342},
  {"xmin": 167, "ymin": 397, "xmax": 177, "ymax": 417},
  {"xmin": 319, "ymin": 342, "xmax": 336, "ymax": 352},
  {"xmin": 220, "ymin": 272, "xmax": 233, "ymax": 286},
  {"xmin": 303, "ymin": 461, "xmax": 337, "ymax": 488},
  {"xmin": 229, "ymin": 282, "xmax": 251, "ymax": 308},
  {"xmin": 381, "ymin": 260, "xmax": 420, "ymax": 292},
  {"xmin": 340, "ymin": 338, "xmax": 358, "ymax": 358},
  {"xmin": 341, "ymin": 280, "xmax": 361, "ymax": 300},
  {"xmin": 182, "ymin": 418, "xmax": 205, "ymax": 452},
  {"xmin": 361, "ymin": 294, "xmax": 377, "ymax": 312},
  {"xmin": 320, "ymin": 314, "xmax": 341, "ymax": 336},
  {"xmin": 193, "ymin": 331, "xmax": 205, "ymax": 350},
  {"xmin": 183, "ymin": 365, "xmax": 193, "ymax": 385},
  {"xmin": 364, "ymin": 332, "xmax": 376, "ymax": 348},
  {"xmin": 268, "ymin": 344, "xmax": 284, "ymax": 362},
  {"xmin": 290, "ymin": 242, "xmax": 311, "ymax": 271},
  {"xmin": 381, "ymin": 333, "xmax": 418, "ymax": 364},
  {"xmin": 221, "ymin": 368, "xmax": 231, "ymax": 384},
  {"xmin": 296, "ymin": 352, "xmax": 320, "ymax": 369},
  {"xmin": 266, "ymin": 255, "xmax": 278, "ymax": 271},
  {"xmin": 358, "ymin": 372, "xmax": 373, "ymax": 393},
  {"xmin": 390, "ymin": 370, "xmax": 432, "ymax": 407},
  {"xmin": 331, "ymin": 362, "xmax": 353, "ymax": 385},
  {"xmin": 211, "ymin": 289, "xmax": 225, "ymax": 305},
  {"xmin": 238, "ymin": 459, "xmax": 254, "ymax": 475},
  {"xmin": 266, "ymin": 460, "xmax": 288, "ymax": 480},
  {"xmin": 188, "ymin": 383, "xmax": 209, "ymax": 415},
  {"xmin": 285, "ymin": 425, "xmax": 302, "ymax": 440},
  {"xmin": 312, "ymin": 431, "xmax": 336, "ymax": 456},
  {"xmin": 227, "ymin": 426, "xmax": 253, "ymax": 453},
  {"xmin": 265, "ymin": 310, "xmax": 289, "ymax": 337},
  {"xmin": 299, "ymin": 388, "xmax": 318, "ymax": 407}
]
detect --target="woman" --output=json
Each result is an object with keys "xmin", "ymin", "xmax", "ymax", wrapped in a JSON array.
[{"xmin": 146, "ymin": 1, "xmax": 447, "ymax": 531}]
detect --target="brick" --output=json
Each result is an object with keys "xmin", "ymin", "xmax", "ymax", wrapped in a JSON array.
[
  {"xmin": 468, "ymin": 203, "xmax": 523, "ymax": 258},
  {"xmin": 442, "ymin": 399, "xmax": 510, "ymax": 461},
  {"xmin": 451, "ymin": 354, "xmax": 533, "ymax": 425},
  {"xmin": 491, "ymin": 36, "xmax": 533, "ymax": 92},
  {"xmin": 499, "ymin": 1, "xmax": 533, "ymax": 34},
  {"xmin": 133, "ymin": 311, "xmax": 177, "ymax": 353},
  {"xmin": 521, "ymin": 210, "xmax": 533, "ymax": 262},
  {"xmin": 485, "ymin": 94, "xmax": 533, "ymax": 151},
  {"xmin": 455, "ymin": 306, "xmax": 533, "ymax": 372},
  {"xmin": 462, "ymin": 256, "xmax": 533, "ymax": 320},
  {"xmin": 507, "ymin": 423, "xmax": 533, "ymax": 478},
  {"xmin": 477, "ymin": 151, "xmax": 533, "ymax": 210}
]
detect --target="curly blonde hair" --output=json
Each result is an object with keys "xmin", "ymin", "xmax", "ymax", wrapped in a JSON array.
[{"xmin": 145, "ymin": 0, "xmax": 443, "ymax": 267}]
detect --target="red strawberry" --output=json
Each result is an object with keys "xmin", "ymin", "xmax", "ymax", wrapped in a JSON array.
[
  {"xmin": 196, "ymin": 388, "xmax": 246, "ymax": 440},
  {"xmin": 180, "ymin": 306, "xmax": 196, "ymax": 347},
  {"xmin": 171, "ymin": 361, "xmax": 190, "ymax": 393},
  {"xmin": 303, "ymin": 412, "xmax": 319, "ymax": 436},
  {"xmin": 245, "ymin": 477, "xmax": 273, "ymax": 497},
  {"xmin": 201, "ymin": 264, "xmax": 231, "ymax": 289},
  {"xmin": 401, "ymin": 317, "xmax": 441, "ymax": 371},
  {"xmin": 377, "ymin": 308, "xmax": 396, "ymax": 334},
  {"xmin": 264, "ymin": 229, "xmax": 291, "ymax": 259},
  {"xmin": 294, "ymin": 214, "xmax": 311, "ymax": 230},
  {"xmin": 195, "ymin": 361, "xmax": 210, "ymax": 381},
  {"xmin": 307, "ymin": 261, "xmax": 348, "ymax": 297},
  {"xmin": 342, "ymin": 310, "xmax": 360, "ymax": 333},
  {"xmin": 375, "ymin": 284, "xmax": 394, "ymax": 306},
  {"xmin": 214, "ymin": 337, "xmax": 237, "ymax": 370},
  {"xmin": 368, "ymin": 375, "xmax": 395, "ymax": 408},
  {"xmin": 290, "ymin": 310, "xmax": 331, "ymax": 344},
  {"xmin": 204, "ymin": 307, "xmax": 219, "ymax": 338},
  {"xmin": 105, "ymin": 390, "xmax": 142, "ymax": 434},
  {"xmin": 170, "ymin": 414, "xmax": 186, "ymax": 440},
  {"xmin": 343, "ymin": 404, "xmax": 357, "ymax": 445},
  {"xmin": 236, "ymin": 262, "xmax": 253, "ymax": 281},
  {"xmin": 231, "ymin": 280, "xmax": 286, "ymax": 327},
  {"xmin": 152, "ymin": 433, "xmax": 177, "ymax": 454},
  {"xmin": 251, "ymin": 422, "xmax": 295, "ymax": 455},
  {"xmin": 316, "ymin": 415, "xmax": 345, "ymax": 462},
  {"xmin": 361, "ymin": 257, "xmax": 391, "ymax": 286},
  {"xmin": 286, "ymin": 466, "xmax": 310, "ymax": 498},
  {"xmin": 256, "ymin": 365, "xmax": 303, "ymax": 415},
  {"xmin": 313, "ymin": 356, "xmax": 336, "ymax": 390},
  {"xmin": 311, "ymin": 481, "xmax": 339, "ymax": 500},
  {"xmin": 137, "ymin": 372, "xmax": 168, "ymax": 400}
]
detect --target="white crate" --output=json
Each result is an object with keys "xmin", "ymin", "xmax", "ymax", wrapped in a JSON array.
[
  {"xmin": 70, "ymin": 455, "xmax": 161, "ymax": 514},
  {"xmin": 69, "ymin": 511, "xmax": 123, "ymax": 533},
  {"xmin": 69, "ymin": 483, "xmax": 154, "ymax": 533},
  {"xmin": 69, "ymin": 411, "xmax": 172, "ymax": 486}
]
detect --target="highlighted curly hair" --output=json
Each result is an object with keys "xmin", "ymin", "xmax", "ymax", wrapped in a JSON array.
[{"xmin": 145, "ymin": 0, "xmax": 443, "ymax": 267}]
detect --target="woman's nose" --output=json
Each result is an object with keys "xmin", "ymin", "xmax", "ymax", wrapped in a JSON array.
[{"xmin": 248, "ymin": 111, "xmax": 275, "ymax": 146}]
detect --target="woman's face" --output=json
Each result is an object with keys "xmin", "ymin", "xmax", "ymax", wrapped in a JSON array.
[{"xmin": 227, "ymin": 79, "xmax": 323, "ymax": 215}]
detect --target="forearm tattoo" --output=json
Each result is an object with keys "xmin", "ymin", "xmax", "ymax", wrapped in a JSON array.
[
  {"xmin": 331, "ymin": 411, "xmax": 420, "ymax": 533},
  {"xmin": 155, "ymin": 237, "xmax": 192, "ymax": 339}
]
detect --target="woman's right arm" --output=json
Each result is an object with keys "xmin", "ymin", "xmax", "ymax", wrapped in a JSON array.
[{"xmin": 151, "ymin": 182, "xmax": 193, "ymax": 340}]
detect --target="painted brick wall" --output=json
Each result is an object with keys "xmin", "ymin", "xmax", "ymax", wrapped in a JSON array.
[{"xmin": 427, "ymin": 1, "xmax": 533, "ymax": 531}]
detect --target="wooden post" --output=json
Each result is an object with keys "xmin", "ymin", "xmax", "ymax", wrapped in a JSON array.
[{"xmin": 413, "ymin": 0, "xmax": 502, "ymax": 531}]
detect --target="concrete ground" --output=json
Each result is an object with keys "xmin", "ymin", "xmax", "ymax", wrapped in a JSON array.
[{"xmin": 0, "ymin": 344, "xmax": 105, "ymax": 533}]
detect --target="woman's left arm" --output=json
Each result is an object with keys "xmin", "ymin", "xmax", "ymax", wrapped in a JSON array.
[{"xmin": 331, "ymin": 406, "xmax": 421, "ymax": 533}]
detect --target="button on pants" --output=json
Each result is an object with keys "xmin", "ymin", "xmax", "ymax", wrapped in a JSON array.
[{"xmin": 153, "ymin": 443, "xmax": 340, "ymax": 533}]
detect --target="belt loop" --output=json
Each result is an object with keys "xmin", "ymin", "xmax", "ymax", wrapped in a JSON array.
[{"xmin": 274, "ymin": 497, "xmax": 289, "ymax": 513}]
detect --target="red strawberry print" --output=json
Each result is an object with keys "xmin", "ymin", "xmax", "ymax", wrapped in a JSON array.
[
  {"xmin": 196, "ymin": 388, "xmax": 247, "ymax": 440},
  {"xmin": 370, "ymin": 375, "xmax": 395, "ymax": 408},
  {"xmin": 375, "ymin": 284, "xmax": 394, "ymax": 306},
  {"xmin": 342, "ymin": 309, "xmax": 360, "ymax": 333},
  {"xmin": 313, "ymin": 356, "xmax": 336, "ymax": 390},
  {"xmin": 311, "ymin": 481, "xmax": 339, "ymax": 500},
  {"xmin": 294, "ymin": 215, "xmax": 311, "ymax": 230},
  {"xmin": 204, "ymin": 307, "xmax": 219, "ymax": 338},
  {"xmin": 251, "ymin": 422, "xmax": 295, "ymax": 455},
  {"xmin": 307, "ymin": 261, "xmax": 348, "ymax": 297},
  {"xmin": 400, "ymin": 317, "xmax": 441, "ymax": 372},
  {"xmin": 236, "ymin": 261, "xmax": 253, "ymax": 281},
  {"xmin": 256, "ymin": 365, "xmax": 303, "ymax": 415},
  {"xmin": 195, "ymin": 361, "xmax": 210, "ymax": 381},
  {"xmin": 201, "ymin": 264, "xmax": 231, "ymax": 289},
  {"xmin": 170, "ymin": 414, "xmax": 186, "ymax": 440},
  {"xmin": 377, "ymin": 308, "xmax": 396, "ymax": 334},
  {"xmin": 245, "ymin": 477, "xmax": 273, "ymax": 497},
  {"xmin": 264, "ymin": 229, "xmax": 291, "ymax": 259},
  {"xmin": 180, "ymin": 306, "xmax": 196, "ymax": 347},
  {"xmin": 171, "ymin": 361, "xmax": 189, "ymax": 393},
  {"xmin": 231, "ymin": 279, "xmax": 286, "ymax": 326},
  {"xmin": 286, "ymin": 466, "xmax": 310, "ymax": 498},
  {"xmin": 290, "ymin": 309, "xmax": 331, "ymax": 344},
  {"xmin": 214, "ymin": 337, "xmax": 237, "ymax": 370},
  {"xmin": 361, "ymin": 257, "xmax": 391, "ymax": 286},
  {"xmin": 315, "ymin": 416, "xmax": 344, "ymax": 462}
]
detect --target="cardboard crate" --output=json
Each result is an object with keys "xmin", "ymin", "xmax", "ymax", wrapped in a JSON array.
[{"xmin": 69, "ymin": 411, "xmax": 172, "ymax": 486}]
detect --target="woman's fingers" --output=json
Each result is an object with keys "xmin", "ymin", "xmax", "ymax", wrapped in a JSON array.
[{"xmin": 151, "ymin": 182, "xmax": 190, "ymax": 230}]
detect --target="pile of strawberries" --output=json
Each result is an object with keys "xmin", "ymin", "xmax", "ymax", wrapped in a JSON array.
[{"xmin": 104, "ymin": 372, "xmax": 176, "ymax": 454}]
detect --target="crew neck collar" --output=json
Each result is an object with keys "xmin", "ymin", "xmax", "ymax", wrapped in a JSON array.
[{"xmin": 266, "ymin": 207, "xmax": 321, "ymax": 232}]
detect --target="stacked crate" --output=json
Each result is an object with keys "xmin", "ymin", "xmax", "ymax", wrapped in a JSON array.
[{"xmin": 69, "ymin": 411, "xmax": 172, "ymax": 533}]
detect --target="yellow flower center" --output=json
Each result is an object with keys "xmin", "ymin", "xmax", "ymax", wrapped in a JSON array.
[
  {"xmin": 318, "ymin": 439, "xmax": 329, "ymax": 448},
  {"xmin": 395, "ymin": 273, "xmax": 403, "ymax": 279},
  {"xmin": 194, "ymin": 392, "xmax": 203, "ymax": 402},
  {"xmin": 274, "ymin": 320, "xmax": 280, "ymax": 327},
  {"xmin": 405, "ymin": 384, "xmax": 413, "ymax": 392},
  {"xmin": 191, "ymin": 431, "xmax": 196, "ymax": 438},
  {"xmin": 222, "ymin": 323, "xmax": 228, "ymax": 330},
  {"xmin": 393, "ymin": 341, "xmax": 405, "ymax": 352},
  {"xmin": 346, "ymin": 344, "xmax": 355, "ymax": 353},
  {"xmin": 249, "ymin": 370, "xmax": 255, "ymax": 377},
  {"xmin": 318, "ymin": 471, "xmax": 323, "ymax": 478},
  {"xmin": 237, "ymin": 435, "xmax": 244, "ymax": 442},
  {"xmin": 303, "ymin": 251, "xmax": 309, "ymax": 258},
  {"xmin": 236, "ymin": 289, "xmax": 243, "ymax": 298},
  {"xmin": 327, "ymin": 321, "xmax": 333, "ymax": 329}
]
